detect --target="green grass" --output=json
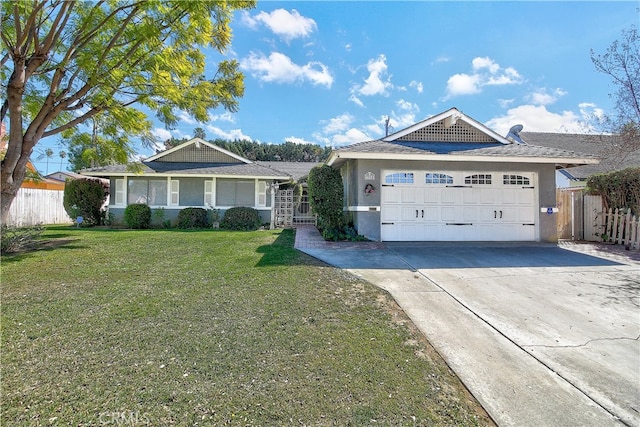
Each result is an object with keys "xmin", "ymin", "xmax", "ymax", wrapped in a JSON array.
[{"xmin": 1, "ymin": 227, "xmax": 493, "ymax": 426}]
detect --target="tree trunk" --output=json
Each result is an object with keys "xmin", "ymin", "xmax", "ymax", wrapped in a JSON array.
[
  {"xmin": 1, "ymin": 176, "xmax": 22, "ymax": 225},
  {"xmin": 1, "ymin": 139, "xmax": 31, "ymax": 226}
]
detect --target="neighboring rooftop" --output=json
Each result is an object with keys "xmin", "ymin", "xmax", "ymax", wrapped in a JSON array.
[{"xmin": 521, "ymin": 132, "xmax": 640, "ymax": 179}]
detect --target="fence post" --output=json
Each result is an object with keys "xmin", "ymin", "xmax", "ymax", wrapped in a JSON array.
[{"xmin": 605, "ymin": 208, "xmax": 613, "ymax": 242}]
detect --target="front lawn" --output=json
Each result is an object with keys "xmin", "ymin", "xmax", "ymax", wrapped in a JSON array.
[{"xmin": 1, "ymin": 227, "xmax": 493, "ymax": 426}]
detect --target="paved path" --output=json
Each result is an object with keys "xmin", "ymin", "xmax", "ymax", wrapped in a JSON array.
[{"xmin": 293, "ymin": 226, "xmax": 640, "ymax": 427}]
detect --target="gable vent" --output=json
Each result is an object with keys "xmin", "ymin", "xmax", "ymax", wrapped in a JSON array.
[
  {"xmin": 158, "ymin": 144, "xmax": 243, "ymax": 163},
  {"xmin": 396, "ymin": 119, "xmax": 497, "ymax": 143}
]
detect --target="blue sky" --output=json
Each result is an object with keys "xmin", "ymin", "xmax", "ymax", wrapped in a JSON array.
[{"xmin": 33, "ymin": 1, "xmax": 639, "ymax": 172}]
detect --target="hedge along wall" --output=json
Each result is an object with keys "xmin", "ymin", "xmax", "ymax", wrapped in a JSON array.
[{"xmin": 586, "ymin": 167, "xmax": 640, "ymax": 215}]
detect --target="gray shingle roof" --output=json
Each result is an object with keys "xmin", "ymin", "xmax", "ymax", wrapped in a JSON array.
[
  {"xmin": 333, "ymin": 138, "xmax": 597, "ymax": 161},
  {"xmin": 81, "ymin": 161, "xmax": 291, "ymax": 178},
  {"xmin": 521, "ymin": 132, "xmax": 639, "ymax": 179},
  {"xmin": 255, "ymin": 161, "xmax": 321, "ymax": 181}
]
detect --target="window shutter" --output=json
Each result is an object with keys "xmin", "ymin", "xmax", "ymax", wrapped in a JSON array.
[
  {"xmin": 170, "ymin": 180, "xmax": 179, "ymax": 206},
  {"xmin": 258, "ymin": 181, "xmax": 267, "ymax": 207},
  {"xmin": 115, "ymin": 179, "xmax": 125, "ymax": 205},
  {"xmin": 204, "ymin": 181, "xmax": 213, "ymax": 206}
]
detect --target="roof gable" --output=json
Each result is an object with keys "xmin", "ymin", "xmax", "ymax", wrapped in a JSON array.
[
  {"xmin": 145, "ymin": 138, "xmax": 250, "ymax": 164},
  {"xmin": 383, "ymin": 107, "xmax": 509, "ymax": 145}
]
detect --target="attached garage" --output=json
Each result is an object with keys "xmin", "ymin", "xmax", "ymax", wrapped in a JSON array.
[
  {"xmin": 327, "ymin": 108, "xmax": 598, "ymax": 243},
  {"xmin": 380, "ymin": 170, "xmax": 536, "ymax": 241}
]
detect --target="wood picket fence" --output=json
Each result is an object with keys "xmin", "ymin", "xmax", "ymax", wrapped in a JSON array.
[
  {"xmin": 596, "ymin": 208, "xmax": 640, "ymax": 250},
  {"xmin": 5, "ymin": 188, "xmax": 72, "ymax": 226}
]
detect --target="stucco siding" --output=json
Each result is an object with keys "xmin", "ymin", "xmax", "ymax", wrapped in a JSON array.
[{"xmin": 347, "ymin": 159, "xmax": 559, "ymax": 242}]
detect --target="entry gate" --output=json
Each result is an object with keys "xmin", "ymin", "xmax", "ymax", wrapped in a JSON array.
[{"xmin": 274, "ymin": 189, "xmax": 316, "ymax": 227}]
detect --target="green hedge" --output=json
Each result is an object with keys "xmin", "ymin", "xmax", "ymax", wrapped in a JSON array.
[
  {"xmin": 63, "ymin": 178, "xmax": 108, "ymax": 226},
  {"xmin": 586, "ymin": 167, "xmax": 640, "ymax": 215},
  {"xmin": 220, "ymin": 207, "xmax": 261, "ymax": 231},
  {"xmin": 176, "ymin": 207, "xmax": 210, "ymax": 229},
  {"xmin": 124, "ymin": 204, "xmax": 151, "ymax": 229}
]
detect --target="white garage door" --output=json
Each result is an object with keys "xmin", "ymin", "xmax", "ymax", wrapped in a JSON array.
[{"xmin": 380, "ymin": 171, "xmax": 537, "ymax": 241}]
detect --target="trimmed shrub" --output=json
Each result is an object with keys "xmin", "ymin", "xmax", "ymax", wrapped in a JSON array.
[
  {"xmin": 586, "ymin": 167, "xmax": 640, "ymax": 215},
  {"xmin": 124, "ymin": 204, "xmax": 151, "ymax": 229},
  {"xmin": 220, "ymin": 207, "xmax": 261, "ymax": 231},
  {"xmin": 1, "ymin": 224, "xmax": 44, "ymax": 254},
  {"xmin": 176, "ymin": 207, "xmax": 210, "ymax": 229},
  {"xmin": 308, "ymin": 164, "xmax": 344, "ymax": 231},
  {"xmin": 63, "ymin": 178, "xmax": 108, "ymax": 226}
]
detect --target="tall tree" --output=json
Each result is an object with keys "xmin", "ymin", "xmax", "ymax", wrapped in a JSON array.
[
  {"xmin": 0, "ymin": 0, "xmax": 255, "ymax": 223},
  {"xmin": 193, "ymin": 127, "xmax": 206, "ymax": 140},
  {"xmin": 590, "ymin": 25, "xmax": 639, "ymax": 166}
]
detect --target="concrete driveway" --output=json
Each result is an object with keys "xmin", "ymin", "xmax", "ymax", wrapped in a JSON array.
[{"xmin": 296, "ymin": 230, "xmax": 640, "ymax": 426}]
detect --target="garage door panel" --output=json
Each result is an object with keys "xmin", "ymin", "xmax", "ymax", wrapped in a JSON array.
[
  {"xmin": 423, "ymin": 207, "xmax": 440, "ymax": 222},
  {"xmin": 400, "ymin": 188, "xmax": 417, "ymax": 204},
  {"xmin": 442, "ymin": 188, "xmax": 462, "ymax": 204},
  {"xmin": 380, "ymin": 171, "xmax": 537, "ymax": 241},
  {"xmin": 422, "ymin": 188, "xmax": 444, "ymax": 204}
]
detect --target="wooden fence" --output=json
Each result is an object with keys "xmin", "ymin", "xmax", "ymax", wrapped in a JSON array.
[
  {"xmin": 5, "ymin": 188, "xmax": 72, "ymax": 226},
  {"xmin": 594, "ymin": 208, "xmax": 640, "ymax": 250}
]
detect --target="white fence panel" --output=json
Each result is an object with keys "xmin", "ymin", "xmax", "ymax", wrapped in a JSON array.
[
  {"xmin": 583, "ymin": 194, "xmax": 603, "ymax": 241},
  {"xmin": 6, "ymin": 188, "xmax": 72, "ymax": 226}
]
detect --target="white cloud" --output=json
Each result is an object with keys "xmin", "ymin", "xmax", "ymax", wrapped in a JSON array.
[
  {"xmin": 205, "ymin": 125, "xmax": 252, "ymax": 141},
  {"xmin": 446, "ymin": 73, "xmax": 482, "ymax": 97},
  {"xmin": 315, "ymin": 113, "xmax": 371, "ymax": 147},
  {"xmin": 284, "ymin": 136, "xmax": 315, "ymax": 145},
  {"xmin": 353, "ymin": 54, "xmax": 393, "ymax": 97},
  {"xmin": 396, "ymin": 99, "xmax": 416, "ymax": 111},
  {"xmin": 444, "ymin": 57, "xmax": 524, "ymax": 99},
  {"xmin": 410, "ymin": 80, "xmax": 424, "ymax": 93},
  {"xmin": 241, "ymin": 9, "xmax": 316, "ymax": 42},
  {"xmin": 240, "ymin": 51, "xmax": 333, "ymax": 87},
  {"xmin": 321, "ymin": 113, "xmax": 354, "ymax": 134},
  {"xmin": 177, "ymin": 111, "xmax": 197, "ymax": 125},
  {"xmin": 498, "ymin": 98, "xmax": 515, "ymax": 108},
  {"xmin": 331, "ymin": 128, "xmax": 370, "ymax": 146},
  {"xmin": 151, "ymin": 127, "xmax": 172, "ymax": 141},
  {"xmin": 485, "ymin": 104, "xmax": 593, "ymax": 136},
  {"xmin": 528, "ymin": 87, "xmax": 568, "ymax": 106},
  {"xmin": 349, "ymin": 94, "xmax": 364, "ymax": 107},
  {"xmin": 208, "ymin": 111, "xmax": 236, "ymax": 123}
]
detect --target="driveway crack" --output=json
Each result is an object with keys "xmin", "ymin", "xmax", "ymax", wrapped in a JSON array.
[{"xmin": 526, "ymin": 335, "xmax": 640, "ymax": 349}]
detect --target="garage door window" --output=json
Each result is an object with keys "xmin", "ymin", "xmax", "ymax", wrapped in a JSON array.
[
  {"xmin": 385, "ymin": 172, "xmax": 414, "ymax": 184},
  {"xmin": 465, "ymin": 174, "xmax": 492, "ymax": 185},
  {"xmin": 425, "ymin": 173, "xmax": 453, "ymax": 184},
  {"xmin": 503, "ymin": 174, "xmax": 530, "ymax": 185}
]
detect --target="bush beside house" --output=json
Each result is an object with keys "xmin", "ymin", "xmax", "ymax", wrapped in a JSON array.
[{"xmin": 63, "ymin": 178, "xmax": 109, "ymax": 226}]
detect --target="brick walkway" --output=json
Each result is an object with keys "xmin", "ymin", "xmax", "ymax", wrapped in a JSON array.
[{"xmin": 293, "ymin": 225, "xmax": 385, "ymax": 250}]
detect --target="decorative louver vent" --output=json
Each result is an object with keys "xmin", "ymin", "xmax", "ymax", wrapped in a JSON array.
[
  {"xmin": 395, "ymin": 120, "xmax": 497, "ymax": 143},
  {"xmin": 158, "ymin": 144, "xmax": 243, "ymax": 163}
]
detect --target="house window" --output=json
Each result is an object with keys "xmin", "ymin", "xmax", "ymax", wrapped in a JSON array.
[
  {"xmin": 179, "ymin": 178, "xmax": 204, "ymax": 206},
  {"xmin": 385, "ymin": 172, "xmax": 414, "ymax": 184},
  {"xmin": 216, "ymin": 179, "xmax": 255, "ymax": 206},
  {"xmin": 425, "ymin": 173, "xmax": 453, "ymax": 184},
  {"xmin": 127, "ymin": 178, "xmax": 168, "ymax": 205},
  {"xmin": 503, "ymin": 174, "xmax": 530, "ymax": 185},
  {"xmin": 464, "ymin": 174, "xmax": 492, "ymax": 185},
  {"xmin": 114, "ymin": 179, "xmax": 125, "ymax": 205}
]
